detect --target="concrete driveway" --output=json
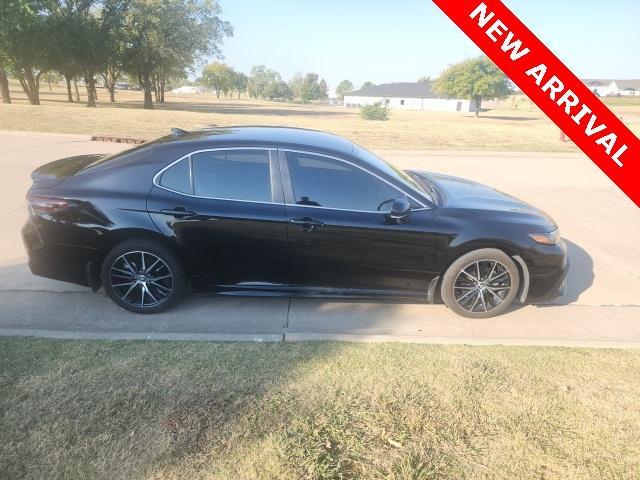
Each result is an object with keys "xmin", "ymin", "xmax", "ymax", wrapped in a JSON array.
[{"xmin": 1, "ymin": 130, "xmax": 639, "ymax": 347}]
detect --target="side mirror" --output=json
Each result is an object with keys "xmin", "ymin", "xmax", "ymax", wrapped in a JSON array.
[{"xmin": 388, "ymin": 197, "xmax": 412, "ymax": 222}]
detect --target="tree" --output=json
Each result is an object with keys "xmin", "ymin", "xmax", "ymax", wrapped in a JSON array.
[
  {"xmin": 361, "ymin": 81, "xmax": 374, "ymax": 89},
  {"xmin": 232, "ymin": 71, "xmax": 247, "ymax": 98},
  {"xmin": 247, "ymin": 65, "xmax": 280, "ymax": 99},
  {"xmin": 122, "ymin": 0, "xmax": 232, "ymax": 109},
  {"xmin": 288, "ymin": 72, "xmax": 304, "ymax": 99},
  {"xmin": 417, "ymin": 75, "xmax": 431, "ymax": 83},
  {"xmin": 318, "ymin": 79, "xmax": 328, "ymax": 100},
  {"xmin": 263, "ymin": 80, "xmax": 292, "ymax": 101},
  {"xmin": 335, "ymin": 79, "xmax": 353, "ymax": 100},
  {"xmin": 100, "ymin": 0, "xmax": 128, "ymax": 103},
  {"xmin": 0, "ymin": 0, "xmax": 56, "ymax": 105},
  {"xmin": 300, "ymin": 72, "xmax": 321, "ymax": 103},
  {"xmin": 433, "ymin": 56, "xmax": 511, "ymax": 117},
  {"xmin": 201, "ymin": 61, "xmax": 234, "ymax": 97}
]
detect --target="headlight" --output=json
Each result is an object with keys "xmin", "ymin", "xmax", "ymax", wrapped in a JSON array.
[{"xmin": 528, "ymin": 229, "xmax": 560, "ymax": 245}]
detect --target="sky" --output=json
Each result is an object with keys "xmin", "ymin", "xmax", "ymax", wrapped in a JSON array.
[{"xmin": 215, "ymin": 0, "xmax": 640, "ymax": 90}]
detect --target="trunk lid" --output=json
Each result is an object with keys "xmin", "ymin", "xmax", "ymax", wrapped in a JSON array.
[{"xmin": 31, "ymin": 154, "xmax": 105, "ymax": 188}]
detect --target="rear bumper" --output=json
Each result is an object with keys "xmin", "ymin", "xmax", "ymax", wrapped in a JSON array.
[{"xmin": 22, "ymin": 220, "xmax": 98, "ymax": 288}]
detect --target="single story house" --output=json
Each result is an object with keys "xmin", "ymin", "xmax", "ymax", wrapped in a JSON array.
[
  {"xmin": 343, "ymin": 82, "xmax": 478, "ymax": 112},
  {"xmin": 581, "ymin": 79, "xmax": 640, "ymax": 97},
  {"xmin": 171, "ymin": 85, "xmax": 206, "ymax": 94}
]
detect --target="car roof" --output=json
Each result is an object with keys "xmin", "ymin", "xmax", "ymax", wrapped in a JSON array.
[{"xmin": 157, "ymin": 126, "xmax": 356, "ymax": 156}]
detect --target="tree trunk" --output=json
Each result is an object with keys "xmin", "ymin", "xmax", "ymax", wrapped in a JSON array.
[
  {"xmin": 0, "ymin": 70, "xmax": 10, "ymax": 104},
  {"xmin": 74, "ymin": 77, "xmax": 81, "ymax": 101},
  {"xmin": 102, "ymin": 70, "xmax": 119, "ymax": 103},
  {"xmin": 159, "ymin": 77, "xmax": 165, "ymax": 103},
  {"xmin": 64, "ymin": 73, "xmax": 73, "ymax": 102},
  {"xmin": 18, "ymin": 67, "xmax": 41, "ymax": 105},
  {"xmin": 84, "ymin": 73, "xmax": 96, "ymax": 107},
  {"xmin": 474, "ymin": 96, "xmax": 481, "ymax": 117},
  {"xmin": 140, "ymin": 74, "xmax": 153, "ymax": 109}
]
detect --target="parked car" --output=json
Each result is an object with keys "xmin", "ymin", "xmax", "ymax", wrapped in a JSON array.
[{"xmin": 22, "ymin": 127, "xmax": 567, "ymax": 318}]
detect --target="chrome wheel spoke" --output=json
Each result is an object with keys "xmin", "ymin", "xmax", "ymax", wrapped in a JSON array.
[
  {"xmin": 479, "ymin": 291, "xmax": 488, "ymax": 312},
  {"xmin": 150, "ymin": 274, "xmax": 172, "ymax": 281},
  {"xmin": 150, "ymin": 280, "xmax": 170, "ymax": 292},
  {"xmin": 122, "ymin": 282, "xmax": 138, "ymax": 300},
  {"xmin": 144, "ymin": 284, "xmax": 158, "ymax": 304},
  {"xmin": 146, "ymin": 258, "xmax": 160, "ymax": 274}
]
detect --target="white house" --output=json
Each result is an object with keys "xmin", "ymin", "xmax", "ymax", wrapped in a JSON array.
[
  {"xmin": 581, "ymin": 79, "xmax": 640, "ymax": 97},
  {"xmin": 171, "ymin": 85, "xmax": 206, "ymax": 95},
  {"xmin": 343, "ymin": 82, "xmax": 478, "ymax": 112}
]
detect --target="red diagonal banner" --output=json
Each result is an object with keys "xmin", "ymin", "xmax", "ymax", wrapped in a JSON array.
[{"xmin": 432, "ymin": 0, "xmax": 640, "ymax": 207}]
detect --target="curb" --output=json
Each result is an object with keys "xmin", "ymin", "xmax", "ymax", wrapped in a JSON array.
[
  {"xmin": 0, "ymin": 328, "xmax": 283, "ymax": 343},
  {"xmin": 283, "ymin": 332, "xmax": 640, "ymax": 349},
  {"xmin": 1, "ymin": 328, "xmax": 639, "ymax": 349}
]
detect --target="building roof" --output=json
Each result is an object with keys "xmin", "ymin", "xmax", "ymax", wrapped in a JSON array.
[
  {"xmin": 581, "ymin": 79, "xmax": 640, "ymax": 90},
  {"xmin": 614, "ymin": 79, "xmax": 640, "ymax": 90},
  {"xmin": 347, "ymin": 82, "xmax": 445, "ymax": 99}
]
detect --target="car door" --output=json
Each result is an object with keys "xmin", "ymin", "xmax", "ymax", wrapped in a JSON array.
[
  {"xmin": 147, "ymin": 147, "xmax": 288, "ymax": 289},
  {"xmin": 280, "ymin": 149, "xmax": 440, "ymax": 292}
]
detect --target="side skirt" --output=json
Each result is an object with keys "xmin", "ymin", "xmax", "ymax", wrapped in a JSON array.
[{"xmin": 191, "ymin": 282, "xmax": 429, "ymax": 301}]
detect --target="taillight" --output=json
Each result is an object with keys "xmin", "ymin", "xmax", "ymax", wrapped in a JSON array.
[{"xmin": 27, "ymin": 194, "xmax": 75, "ymax": 216}]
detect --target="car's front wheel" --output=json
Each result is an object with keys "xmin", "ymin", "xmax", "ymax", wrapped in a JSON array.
[
  {"xmin": 101, "ymin": 239, "xmax": 185, "ymax": 314},
  {"xmin": 440, "ymin": 248, "xmax": 520, "ymax": 318}
]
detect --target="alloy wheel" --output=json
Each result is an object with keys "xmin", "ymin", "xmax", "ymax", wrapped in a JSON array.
[
  {"xmin": 109, "ymin": 251, "xmax": 173, "ymax": 308},
  {"xmin": 453, "ymin": 260, "xmax": 512, "ymax": 314}
]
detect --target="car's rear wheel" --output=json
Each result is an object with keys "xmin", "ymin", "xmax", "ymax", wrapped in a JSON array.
[
  {"xmin": 101, "ymin": 239, "xmax": 185, "ymax": 314},
  {"xmin": 440, "ymin": 248, "xmax": 520, "ymax": 318}
]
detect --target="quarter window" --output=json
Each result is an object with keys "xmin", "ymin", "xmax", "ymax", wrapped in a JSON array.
[
  {"xmin": 191, "ymin": 150, "xmax": 272, "ymax": 202},
  {"xmin": 159, "ymin": 158, "xmax": 192, "ymax": 194},
  {"xmin": 286, "ymin": 152, "xmax": 405, "ymax": 211}
]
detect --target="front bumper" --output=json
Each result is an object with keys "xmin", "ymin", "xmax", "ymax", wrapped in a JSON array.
[{"xmin": 524, "ymin": 239, "xmax": 569, "ymax": 302}]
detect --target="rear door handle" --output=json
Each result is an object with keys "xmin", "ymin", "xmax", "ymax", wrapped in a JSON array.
[
  {"xmin": 160, "ymin": 207, "xmax": 197, "ymax": 218},
  {"xmin": 290, "ymin": 217, "xmax": 324, "ymax": 232}
]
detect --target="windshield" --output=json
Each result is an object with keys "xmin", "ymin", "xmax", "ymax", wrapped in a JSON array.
[{"xmin": 352, "ymin": 145, "xmax": 435, "ymax": 204}]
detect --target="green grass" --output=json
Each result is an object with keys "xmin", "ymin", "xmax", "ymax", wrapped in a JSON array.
[{"xmin": 1, "ymin": 338, "xmax": 639, "ymax": 479}]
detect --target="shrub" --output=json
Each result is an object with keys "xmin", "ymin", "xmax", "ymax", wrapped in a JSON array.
[{"xmin": 359, "ymin": 102, "xmax": 389, "ymax": 121}]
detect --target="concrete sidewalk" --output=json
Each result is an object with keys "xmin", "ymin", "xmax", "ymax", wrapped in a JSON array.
[{"xmin": 1, "ymin": 131, "xmax": 639, "ymax": 348}]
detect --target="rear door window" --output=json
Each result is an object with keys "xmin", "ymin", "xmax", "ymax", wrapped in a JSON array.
[{"xmin": 191, "ymin": 149, "xmax": 272, "ymax": 202}]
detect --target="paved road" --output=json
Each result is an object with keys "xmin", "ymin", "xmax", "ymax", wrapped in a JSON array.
[{"xmin": 1, "ymin": 131, "xmax": 639, "ymax": 347}]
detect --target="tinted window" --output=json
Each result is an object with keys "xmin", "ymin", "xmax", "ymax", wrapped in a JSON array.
[
  {"xmin": 160, "ymin": 158, "xmax": 192, "ymax": 194},
  {"xmin": 286, "ymin": 152, "xmax": 403, "ymax": 211},
  {"xmin": 192, "ymin": 150, "xmax": 272, "ymax": 202}
]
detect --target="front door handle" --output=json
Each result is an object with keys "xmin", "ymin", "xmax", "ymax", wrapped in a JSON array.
[
  {"xmin": 290, "ymin": 217, "xmax": 324, "ymax": 232},
  {"xmin": 160, "ymin": 207, "xmax": 197, "ymax": 218}
]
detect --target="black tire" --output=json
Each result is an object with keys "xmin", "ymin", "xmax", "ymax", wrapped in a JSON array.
[
  {"xmin": 101, "ymin": 238, "xmax": 185, "ymax": 314},
  {"xmin": 440, "ymin": 248, "xmax": 520, "ymax": 318}
]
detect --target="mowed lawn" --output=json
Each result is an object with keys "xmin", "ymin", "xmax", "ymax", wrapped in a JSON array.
[
  {"xmin": 1, "ymin": 82, "xmax": 639, "ymax": 152},
  {"xmin": 1, "ymin": 338, "xmax": 639, "ymax": 480}
]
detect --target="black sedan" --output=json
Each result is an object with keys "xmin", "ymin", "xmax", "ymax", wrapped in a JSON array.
[{"xmin": 22, "ymin": 127, "xmax": 567, "ymax": 318}]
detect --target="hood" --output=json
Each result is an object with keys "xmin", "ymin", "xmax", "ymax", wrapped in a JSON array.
[{"xmin": 410, "ymin": 171, "xmax": 557, "ymax": 231}]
